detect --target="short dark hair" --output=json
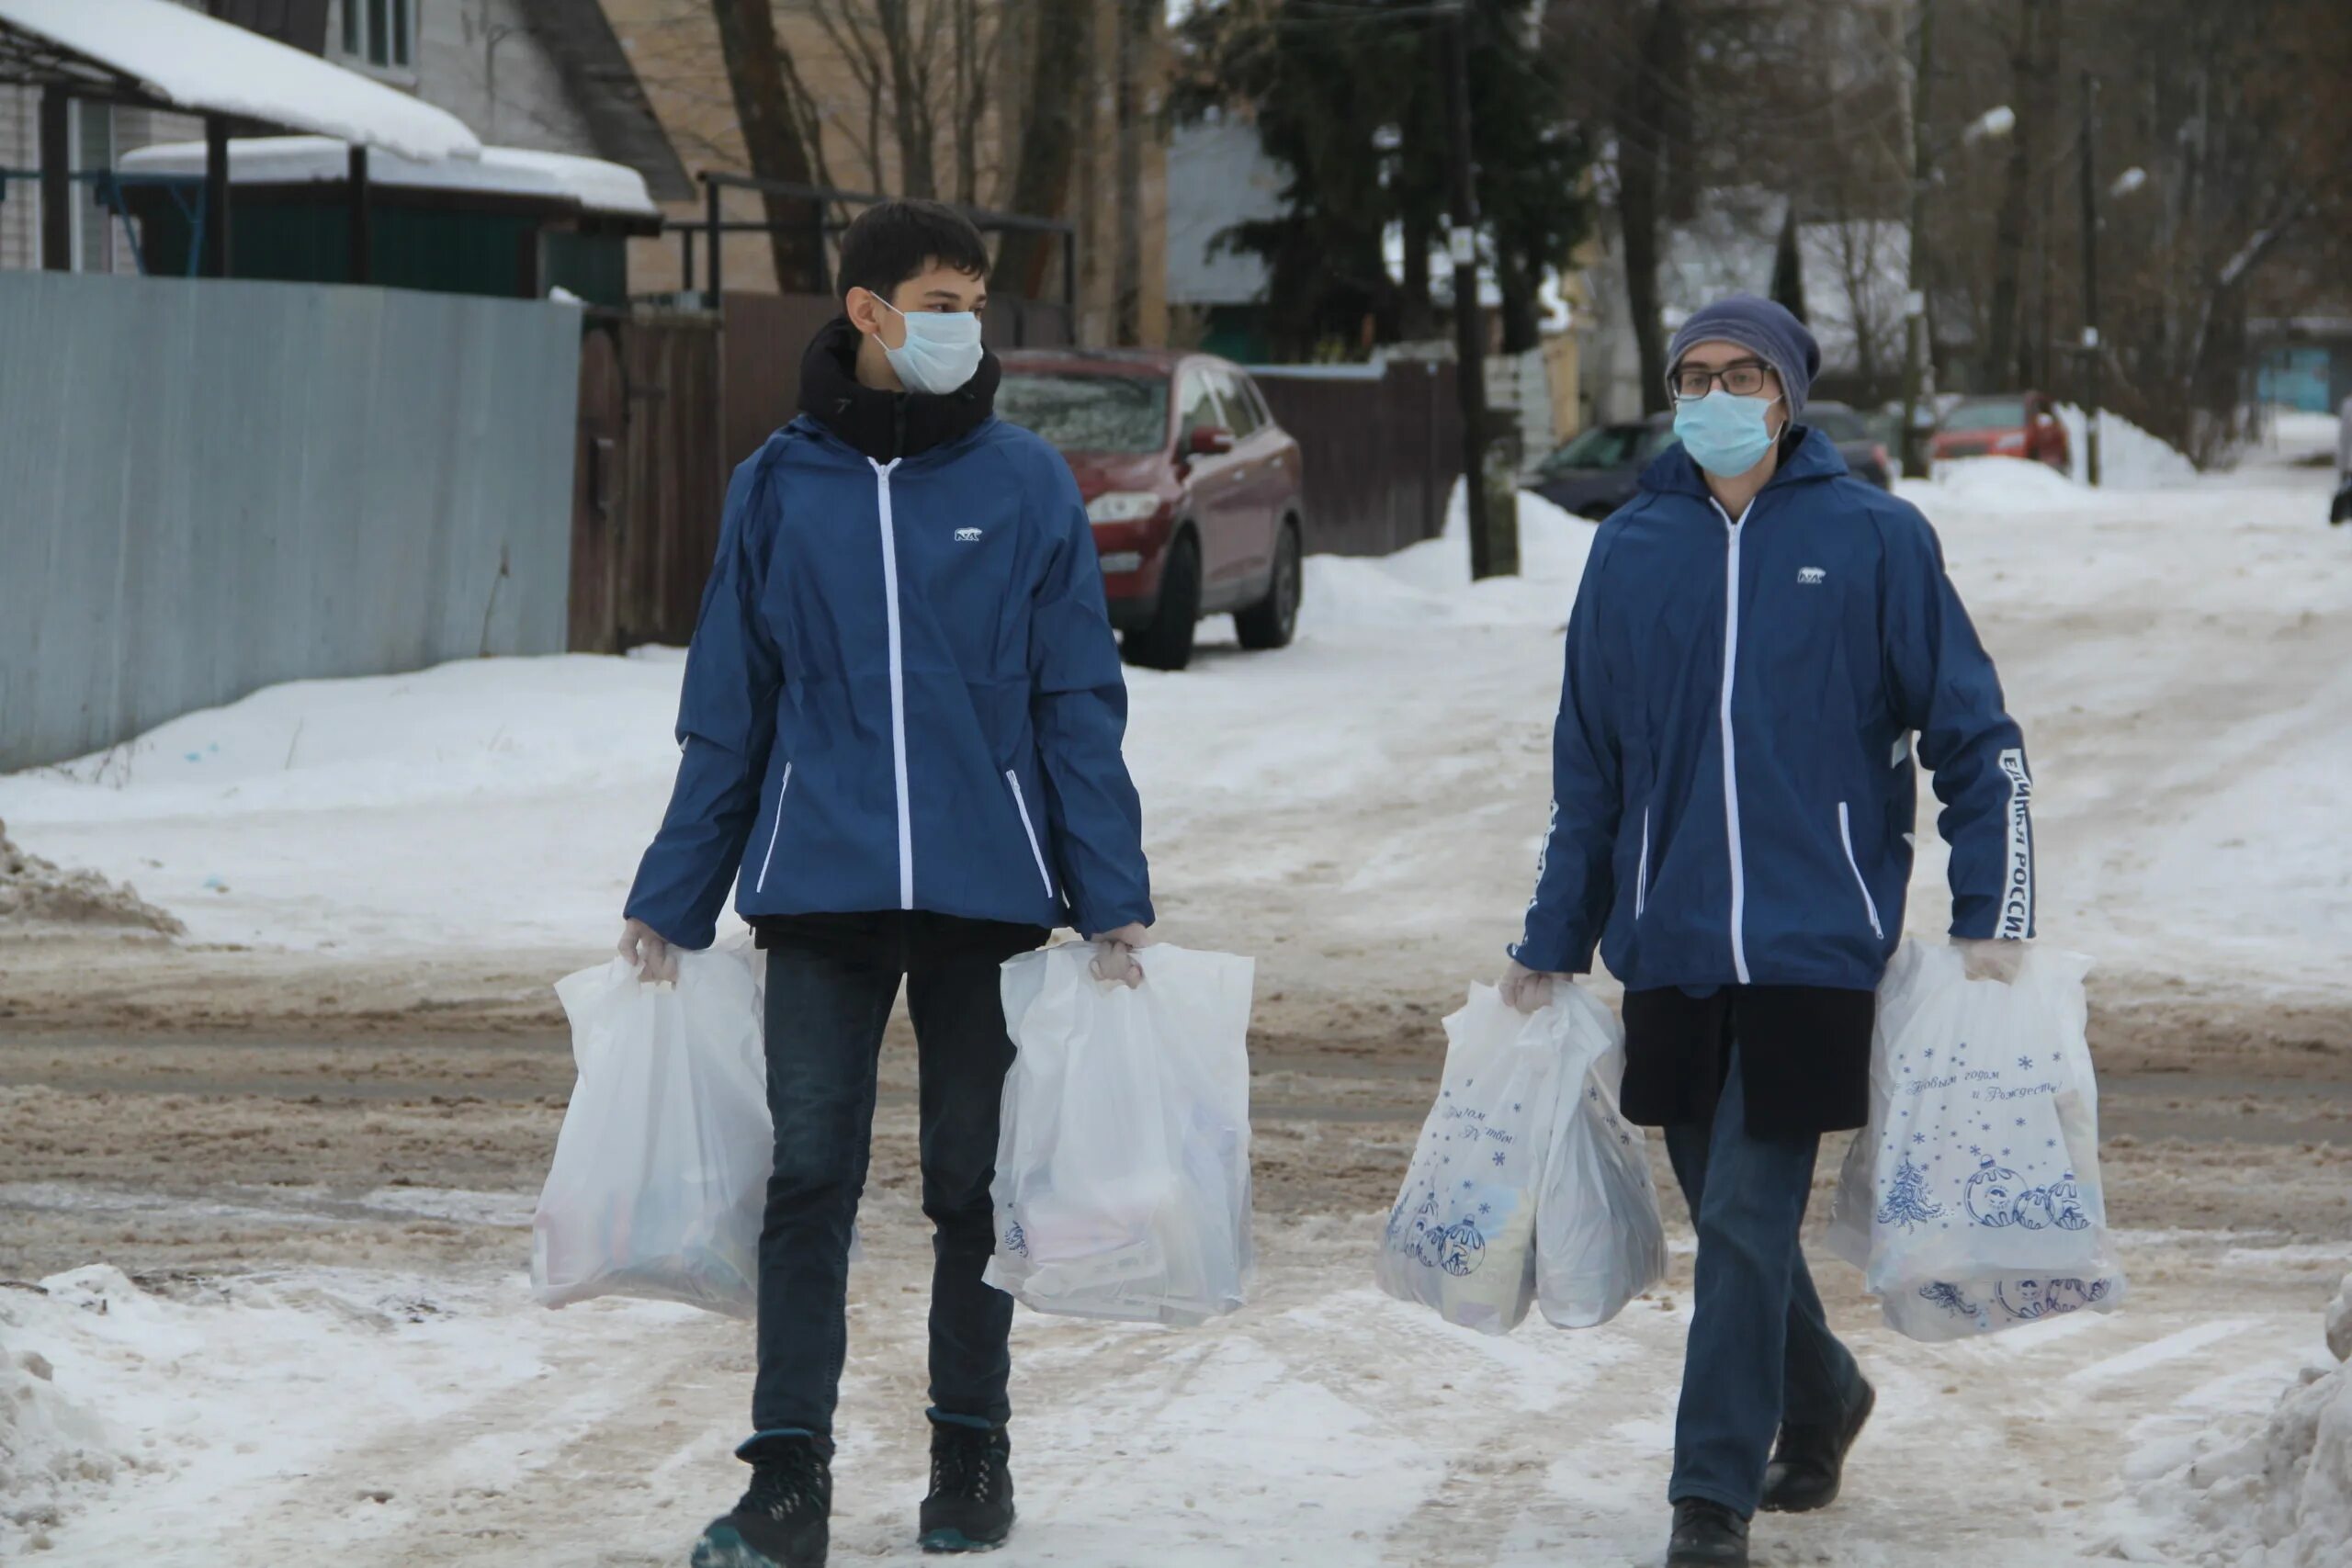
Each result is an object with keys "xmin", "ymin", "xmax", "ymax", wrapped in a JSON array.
[{"xmin": 837, "ymin": 199, "xmax": 989, "ymax": 304}]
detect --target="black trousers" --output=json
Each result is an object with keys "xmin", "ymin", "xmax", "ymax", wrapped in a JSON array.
[{"xmin": 746, "ymin": 911, "xmax": 1047, "ymax": 1452}]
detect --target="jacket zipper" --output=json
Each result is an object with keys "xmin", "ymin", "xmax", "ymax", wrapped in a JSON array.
[
  {"xmin": 1837, "ymin": 800, "xmax": 1885, "ymax": 939},
  {"xmin": 870, "ymin": 457, "xmax": 913, "ymax": 909},
  {"xmin": 1634, "ymin": 806, "xmax": 1650, "ymax": 920},
  {"xmin": 1711, "ymin": 498, "xmax": 1753, "ymax": 984},
  {"xmin": 753, "ymin": 761, "xmax": 794, "ymax": 894},
  {"xmin": 1005, "ymin": 771, "xmax": 1054, "ymax": 898}
]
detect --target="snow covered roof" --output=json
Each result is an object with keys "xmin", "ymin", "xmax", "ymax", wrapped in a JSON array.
[
  {"xmin": 0, "ymin": 0, "xmax": 481, "ymax": 163},
  {"xmin": 120, "ymin": 136, "xmax": 659, "ymax": 220}
]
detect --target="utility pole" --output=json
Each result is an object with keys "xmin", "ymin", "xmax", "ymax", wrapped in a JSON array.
[
  {"xmin": 1898, "ymin": 0, "xmax": 1938, "ymax": 479},
  {"xmin": 2076, "ymin": 70, "xmax": 2102, "ymax": 487},
  {"xmin": 1442, "ymin": 7, "xmax": 1514, "ymax": 578}
]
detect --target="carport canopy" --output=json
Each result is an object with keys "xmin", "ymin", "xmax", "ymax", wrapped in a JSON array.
[{"xmin": 0, "ymin": 0, "xmax": 481, "ymax": 274}]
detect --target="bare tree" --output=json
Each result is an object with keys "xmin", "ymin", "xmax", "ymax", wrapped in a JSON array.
[
  {"xmin": 1985, "ymin": 0, "xmax": 2055, "ymax": 388},
  {"xmin": 1113, "ymin": 0, "xmax": 1154, "ymax": 343},
  {"xmin": 998, "ymin": 0, "xmax": 1091, "ymax": 298},
  {"xmin": 709, "ymin": 0, "xmax": 826, "ymax": 292}
]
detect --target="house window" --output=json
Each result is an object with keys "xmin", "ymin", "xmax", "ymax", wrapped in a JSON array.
[{"xmin": 340, "ymin": 0, "xmax": 415, "ymax": 73}]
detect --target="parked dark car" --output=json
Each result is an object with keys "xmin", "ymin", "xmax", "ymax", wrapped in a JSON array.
[
  {"xmin": 1930, "ymin": 390, "xmax": 2071, "ymax": 470},
  {"xmin": 1530, "ymin": 400, "xmax": 1894, "ymax": 519},
  {"xmin": 997, "ymin": 349, "xmax": 1305, "ymax": 671}
]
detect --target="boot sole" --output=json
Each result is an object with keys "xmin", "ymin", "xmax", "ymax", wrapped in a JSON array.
[
  {"xmin": 692, "ymin": 1522, "xmax": 823, "ymax": 1568},
  {"xmin": 1759, "ymin": 1379, "xmax": 1877, "ymax": 1514},
  {"xmin": 920, "ymin": 1524, "xmax": 1012, "ymax": 1554}
]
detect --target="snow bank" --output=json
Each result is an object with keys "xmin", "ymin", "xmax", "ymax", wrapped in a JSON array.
[
  {"xmin": 2259, "ymin": 408, "xmax": 2342, "ymax": 466},
  {"xmin": 0, "ymin": 1285, "xmax": 127, "ymax": 1551},
  {"xmin": 0, "ymin": 819, "xmax": 182, "ymax": 934},
  {"xmin": 1905, "ymin": 456, "xmax": 2090, "ymax": 513},
  {"xmin": 2120, "ymin": 1273, "xmax": 2352, "ymax": 1567},
  {"xmin": 2057, "ymin": 404, "xmax": 2200, "ymax": 489},
  {"xmin": 1299, "ymin": 485, "xmax": 1596, "ymax": 632}
]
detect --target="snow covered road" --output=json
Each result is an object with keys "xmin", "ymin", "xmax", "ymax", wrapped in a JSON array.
[
  {"xmin": 6, "ymin": 433, "xmax": 2351, "ymax": 1564},
  {"xmin": 6, "ymin": 1191, "xmax": 2345, "ymax": 1566}
]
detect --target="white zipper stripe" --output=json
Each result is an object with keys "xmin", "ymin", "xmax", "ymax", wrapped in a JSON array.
[
  {"xmin": 1006, "ymin": 771, "xmax": 1054, "ymax": 898},
  {"xmin": 871, "ymin": 457, "xmax": 914, "ymax": 910},
  {"xmin": 1634, "ymin": 806, "xmax": 1650, "ymax": 919},
  {"xmin": 1838, "ymin": 799, "xmax": 1884, "ymax": 940},
  {"xmin": 1712, "ymin": 498, "xmax": 1752, "ymax": 984},
  {"xmin": 754, "ymin": 761, "xmax": 794, "ymax": 894}
]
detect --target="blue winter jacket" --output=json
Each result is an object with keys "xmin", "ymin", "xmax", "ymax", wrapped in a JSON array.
[
  {"xmin": 625, "ymin": 417, "xmax": 1154, "ymax": 949},
  {"xmin": 1511, "ymin": 429, "xmax": 2033, "ymax": 992}
]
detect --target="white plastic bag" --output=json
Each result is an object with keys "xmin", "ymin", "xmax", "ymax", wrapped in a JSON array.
[
  {"xmin": 1827, "ymin": 941, "xmax": 2126, "ymax": 1341},
  {"xmin": 531, "ymin": 942, "xmax": 770, "ymax": 1319},
  {"xmin": 1377, "ymin": 985, "xmax": 1566, "ymax": 1335},
  {"xmin": 1535, "ymin": 985, "xmax": 1669, "ymax": 1329},
  {"xmin": 985, "ymin": 942, "xmax": 1256, "ymax": 1325}
]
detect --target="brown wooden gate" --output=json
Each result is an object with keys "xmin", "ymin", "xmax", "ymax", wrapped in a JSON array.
[
  {"xmin": 1251, "ymin": 359, "xmax": 1463, "ymax": 558},
  {"xmin": 569, "ymin": 309, "xmax": 725, "ymax": 651}
]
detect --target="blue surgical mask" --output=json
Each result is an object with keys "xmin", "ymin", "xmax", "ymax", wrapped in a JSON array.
[
  {"xmin": 1672, "ymin": 389, "xmax": 1783, "ymax": 478},
  {"xmin": 877, "ymin": 299, "xmax": 984, "ymax": 395}
]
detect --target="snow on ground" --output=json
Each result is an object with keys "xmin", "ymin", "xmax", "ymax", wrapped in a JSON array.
[
  {"xmin": 2, "ymin": 1192, "xmax": 2346, "ymax": 1566},
  {"xmin": 3, "ymin": 446, "xmax": 2350, "ymax": 1562},
  {"xmin": 2110, "ymin": 1274, "xmax": 2352, "ymax": 1567},
  {"xmin": 6, "ymin": 445, "xmax": 2346, "ymax": 1001}
]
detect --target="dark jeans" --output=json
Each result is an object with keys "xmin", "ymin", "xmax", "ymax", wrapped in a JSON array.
[
  {"xmin": 747, "ymin": 911, "xmax": 1047, "ymax": 1454},
  {"xmin": 1663, "ymin": 1045, "xmax": 1863, "ymax": 1518}
]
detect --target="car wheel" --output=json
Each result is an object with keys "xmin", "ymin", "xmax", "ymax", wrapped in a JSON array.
[
  {"xmin": 1121, "ymin": 531, "xmax": 1201, "ymax": 671},
  {"xmin": 1234, "ymin": 521, "xmax": 1302, "ymax": 651}
]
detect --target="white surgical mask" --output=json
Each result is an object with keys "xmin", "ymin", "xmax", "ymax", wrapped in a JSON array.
[{"xmin": 875, "ymin": 298, "xmax": 984, "ymax": 395}]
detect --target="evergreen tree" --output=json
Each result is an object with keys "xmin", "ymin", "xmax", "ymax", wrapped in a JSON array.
[{"xmin": 1174, "ymin": 0, "xmax": 1594, "ymax": 360}]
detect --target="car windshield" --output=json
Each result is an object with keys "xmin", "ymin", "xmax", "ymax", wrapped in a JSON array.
[
  {"xmin": 996, "ymin": 372, "xmax": 1169, "ymax": 453},
  {"xmin": 1809, "ymin": 409, "xmax": 1866, "ymax": 441},
  {"xmin": 1943, "ymin": 398, "xmax": 2030, "ymax": 432},
  {"xmin": 1543, "ymin": 424, "xmax": 1648, "ymax": 470}
]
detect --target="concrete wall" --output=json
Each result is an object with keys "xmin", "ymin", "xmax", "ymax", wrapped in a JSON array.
[{"xmin": 0, "ymin": 273, "xmax": 581, "ymax": 771}]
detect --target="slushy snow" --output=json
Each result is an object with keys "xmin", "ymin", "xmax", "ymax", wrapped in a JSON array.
[{"xmin": 2118, "ymin": 1274, "xmax": 2352, "ymax": 1568}]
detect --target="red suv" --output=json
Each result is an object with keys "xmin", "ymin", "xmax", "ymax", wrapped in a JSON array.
[
  {"xmin": 997, "ymin": 349, "xmax": 1306, "ymax": 671},
  {"xmin": 1930, "ymin": 391, "xmax": 2072, "ymax": 471}
]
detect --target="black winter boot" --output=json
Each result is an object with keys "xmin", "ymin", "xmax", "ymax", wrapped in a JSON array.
[
  {"xmin": 918, "ymin": 1415, "xmax": 1015, "ymax": 1553},
  {"xmin": 692, "ymin": 1432, "xmax": 831, "ymax": 1568},
  {"xmin": 1665, "ymin": 1498, "xmax": 1750, "ymax": 1567},
  {"xmin": 1760, "ymin": 1375, "xmax": 1876, "ymax": 1513}
]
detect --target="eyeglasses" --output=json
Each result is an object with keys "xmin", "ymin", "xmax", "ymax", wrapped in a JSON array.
[{"xmin": 1669, "ymin": 362, "xmax": 1773, "ymax": 400}]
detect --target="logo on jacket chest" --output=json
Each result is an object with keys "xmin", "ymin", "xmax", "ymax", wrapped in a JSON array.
[
  {"xmin": 1797, "ymin": 566, "xmax": 1827, "ymax": 585},
  {"xmin": 955, "ymin": 527, "xmax": 984, "ymax": 544}
]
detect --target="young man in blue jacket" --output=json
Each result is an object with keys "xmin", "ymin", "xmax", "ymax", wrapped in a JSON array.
[
  {"xmin": 1500, "ymin": 297, "xmax": 2034, "ymax": 1567},
  {"xmin": 616, "ymin": 200, "xmax": 1154, "ymax": 1568}
]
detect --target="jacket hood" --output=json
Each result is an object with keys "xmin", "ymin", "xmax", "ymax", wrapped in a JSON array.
[
  {"xmin": 797, "ymin": 315, "xmax": 1001, "ymax": 463},
  {"xmin": 1638, "ymin": 424, "xmax": 1850, "ymax": 501}
]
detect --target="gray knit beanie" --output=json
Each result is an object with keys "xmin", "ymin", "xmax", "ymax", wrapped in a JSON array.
[{"xmin": 1667, "ymin": 296, "xmax": 1821, "ymax": 419}]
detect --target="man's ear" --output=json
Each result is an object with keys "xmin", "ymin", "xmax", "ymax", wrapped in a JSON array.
[{"xmin": 845, "ymin": 286, "xmax": 887, "ymax": 339}]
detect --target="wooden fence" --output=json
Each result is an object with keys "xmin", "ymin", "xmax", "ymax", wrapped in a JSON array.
[
  {"xmin": 1249, "ymin": 359, "xmax": 1463, "ymax": 558},
  {"xmin": 569, "ymin": 309, "xmax": 725, "ymax": 653}
]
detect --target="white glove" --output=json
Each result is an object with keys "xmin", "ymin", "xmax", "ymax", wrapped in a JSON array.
[
  {"xmin": 1953, "ymin": 937, "xmax": 2027, "ymax": 984},
  {"xmin": 618, "ymin": 918, "xmax": 680, "ymax": 984},
  {"xmin": 1089, "ymin": 922, "xmax": 1153, "ymax": 988},
  {"xmin": 1499, "ymin": 958, "xmax": 1566, "ymax": 1013}
]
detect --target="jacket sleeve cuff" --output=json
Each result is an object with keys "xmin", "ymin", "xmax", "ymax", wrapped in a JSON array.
[
  {"xmin": 1948, "ymin": 894, "xmax": 2030, "ymax": 942},
  {"xmin": 1508, "ymin": 924, "xmax": 1592, "ymax": 976}
]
